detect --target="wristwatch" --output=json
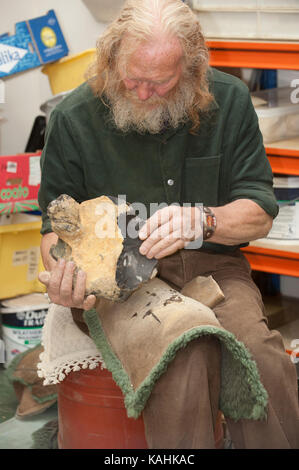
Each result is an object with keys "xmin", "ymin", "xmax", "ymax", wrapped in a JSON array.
[{"xmin": 202, "ymin": 206, "xmax": 217, "ymax": 240}]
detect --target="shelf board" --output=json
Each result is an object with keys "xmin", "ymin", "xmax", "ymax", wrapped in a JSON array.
[
  {"xmin": 241, "ymin": 245, "xmax": 299, "ymax": 277},
  {"xmin": 207, "ymin": 40, "xmax": 299, "ymax": 70},
  {"xmin": 207, "ymin": 40, "xmax": 299, "ymax": 279},
  {"xmin": 266, "ymin": 145, "xmax": 299, "ymax": 175}
]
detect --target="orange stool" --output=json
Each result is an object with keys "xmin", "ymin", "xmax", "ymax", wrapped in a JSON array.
[{"xmin": 57, "ymin": 366, "xmax": 223, "ymax": 449}]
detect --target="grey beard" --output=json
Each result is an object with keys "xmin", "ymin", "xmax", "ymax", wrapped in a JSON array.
[{"xmin": 105, "ymin": 80, "xmax": 196, "ymax": 134}]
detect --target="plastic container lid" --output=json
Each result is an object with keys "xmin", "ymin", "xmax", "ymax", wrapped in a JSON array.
[
  {"xmin": 40, "ymin": 91, "xmax": 71, "ymax": 113},
  {"xmin": 252, "ymin": 87, "xmax": 299, "ymax": 117},
  {"xmin": 0, "ymin": 293, "xmax": 50, "ymax": 314}
]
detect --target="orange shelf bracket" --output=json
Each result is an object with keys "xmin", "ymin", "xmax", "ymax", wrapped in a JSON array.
[
  {"xmin": 242, "ymin": 246, "xmax": 299, "ymax": 277},
  {"xmin": 266, "ymin": 147, "xmax": 299, "ymax": 176},
  {"xmin": 207, "ymin": 40, "xmax": 299, "ymax": 70}
]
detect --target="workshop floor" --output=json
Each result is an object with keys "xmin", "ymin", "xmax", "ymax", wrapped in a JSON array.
[{"xmin": 0, "ymin": 364, "xmax": 58, "ymax": 449}]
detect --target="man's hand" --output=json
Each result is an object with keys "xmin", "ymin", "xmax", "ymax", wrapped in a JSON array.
[
  {"xmin": 39, "ymin": 232, "xmax": 96, "ymax": 310},
  {"xmin": 138, "ymin": 205, "xmax": 202, "ymax": 259},
  {"xmin": 38, "ymin": 258, "xmax": 96, "ymax": 311}
]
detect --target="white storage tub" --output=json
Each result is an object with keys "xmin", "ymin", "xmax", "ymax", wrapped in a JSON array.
[
  {"xmin": 251, "ymin": 87, "xmax": 299, "ymax": 145},
  {"xmin": 40, "ymin": 91, "xmax": 71, "ymax": 122},
  {"xmin": 192, "ymin": 1, "xmax": 299, "ymax": 40},
  {"xmin": 1, "ymin": 293, "xmax": 50, "ymax": 367},
  {"xmin": 192, "ymin": 1, "xmax": 299, "ymax": 10}
]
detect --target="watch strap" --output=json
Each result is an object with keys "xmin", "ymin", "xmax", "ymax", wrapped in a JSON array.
[{"xmin": 203, "ymin": 206, "xmax": 217, "ymax": 240}]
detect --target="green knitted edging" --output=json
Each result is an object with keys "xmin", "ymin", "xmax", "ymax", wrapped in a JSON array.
[
  {"xmin": 83, "ymin": 310, "xmax": 135, "ymax": 401},
  {"xmin": 83, "ymin": 309, "xmax": 268, "ymax": 422},
  {"xmin": 5, "ymin": 344, "xmax": 57, "ymax": 404}
]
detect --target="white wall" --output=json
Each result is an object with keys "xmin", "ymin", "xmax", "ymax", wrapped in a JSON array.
[
  {"xmin": 1, "ymin": 2, "xmax": 298, "ymax": 156},
  {"xmin": 0, "ymin": 0, "xmax": 107, "ymax": 155}
]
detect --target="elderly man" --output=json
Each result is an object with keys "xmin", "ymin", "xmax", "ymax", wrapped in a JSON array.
[{"xmin": 38, "ymin": 0, "xmax": 299, "ymax": 449}]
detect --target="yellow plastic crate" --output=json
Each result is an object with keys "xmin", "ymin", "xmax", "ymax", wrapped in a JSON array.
[
  {"xmin": 0, "ymin": 218, "xmax": 46, "ymax": 300},
  {"xmin": 42, "ymin": 49, "xmax": 96, "ymax": 95}
]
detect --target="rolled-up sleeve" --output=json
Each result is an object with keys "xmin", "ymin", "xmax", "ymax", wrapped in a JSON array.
[{"xmin": 229, "ymin": 90, "xmax": 279, "ymax": 219}]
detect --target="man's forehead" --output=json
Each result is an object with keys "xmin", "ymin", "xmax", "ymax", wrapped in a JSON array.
[{"xmin": 123, "ymin": 36, "xmax": 183, "ymax": 75}]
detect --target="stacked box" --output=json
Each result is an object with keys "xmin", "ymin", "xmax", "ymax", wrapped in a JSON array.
[{"xmin": 0, "ymin": 152, "xmax": 42, "ymax": 214}]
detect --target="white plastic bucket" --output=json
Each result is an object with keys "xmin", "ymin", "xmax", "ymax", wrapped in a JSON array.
[
  {"xmin": 40, "ymin": 91, "xmax": 71, "ymax": 122},
  {"xmin": 0, "ymin": 293, "xmax": 50, "ymax": 368}
]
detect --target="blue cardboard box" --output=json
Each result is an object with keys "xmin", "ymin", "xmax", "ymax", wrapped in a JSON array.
[{"xmin": 0, "ymin": 10, "xmax": 69, "ymax": 78}]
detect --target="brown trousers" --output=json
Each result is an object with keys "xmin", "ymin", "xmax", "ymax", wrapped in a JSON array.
[
  {"xmin": 142, "ymin": 249, "xmax": 299, "ymax": 449},
  {"xmin": 72, "ymin": 249, "xmax": 299, "ymax": 449}
]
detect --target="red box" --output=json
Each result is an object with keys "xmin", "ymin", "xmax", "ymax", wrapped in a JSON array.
[{"xmin": 0, "ymin": 152, "xmax": 42, "ymax": 214}]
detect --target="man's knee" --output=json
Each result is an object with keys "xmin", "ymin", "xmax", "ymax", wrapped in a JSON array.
[{"xmin": 173, "ymin": 335, "xmax": 222, "ymax": 377}]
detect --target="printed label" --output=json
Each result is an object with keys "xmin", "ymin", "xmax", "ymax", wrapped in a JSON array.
[
  {"xmin": 0, "ymin": 43, "xmax": 27, "ymax": 75},
  {"xmin": 12, "ymin": 250, "xmax": 29, "ymax": 266},
  {"xmin": 6, "ymin": 161, "xmax": 17, "ymax": 173},
  {"xmin": 29, "ymin": 156, "xmax": 41, "ymax": 186},
  {"xmin": 27, "ymin": 246, "xmax": 39, "ymax": 281},
  {"xmin": 2, "ymin": 326, "xmax": 43, "ymax": 367},
  {"xmin": 40, "ymin": 27, "xmax": 57, "ymax": 48},
  {"xmin": 2, "ymin": 309, "xmax": 48, "ymax": 367},
  {"xmin": 0, "ymin": 185, "xmax": 29, "ymax": 201},
  {"xmin": 6, "ymin": 309, "xmax": 48, "ymax": 328},
  {"xmin": 267, "ymin": 203, "xmax": 299, "ymax": 240}
]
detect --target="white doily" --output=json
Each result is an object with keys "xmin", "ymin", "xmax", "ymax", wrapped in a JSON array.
[{"xmin": 37, "ymin": 303, "xmax": 105, "ymax": 385}]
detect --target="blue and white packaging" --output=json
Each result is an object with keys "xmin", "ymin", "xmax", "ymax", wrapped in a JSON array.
[{"xmin": 0, "ymin": 10, "xmax": 69, "ymax": 78}]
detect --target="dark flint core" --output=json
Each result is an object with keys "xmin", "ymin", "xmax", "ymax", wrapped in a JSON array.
[{"xmin": 115, "ymin": 202, "xmax": 158, "ymax": 291}]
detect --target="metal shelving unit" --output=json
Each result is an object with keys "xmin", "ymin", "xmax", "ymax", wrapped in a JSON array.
[{"xmin": 207, "ymin": 39, "xmax": 299, "ymax": 277}]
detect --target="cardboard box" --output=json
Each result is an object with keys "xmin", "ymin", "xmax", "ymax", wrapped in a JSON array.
[
  {"xmin": 0, "ymin": 214, "xmax": 46, "ymax": 300},
  {"xmin": 0, "ymin": 10, "xmax": 68, "ymax": 78},
  {"xmin": 0, "ymin": 152, "xmax": 42, "ymax": 214}
]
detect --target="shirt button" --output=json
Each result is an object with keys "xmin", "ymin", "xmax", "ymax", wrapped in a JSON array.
[{"xmin": 167, "ymin": 179, "xmax": 174, "ymax": 186}]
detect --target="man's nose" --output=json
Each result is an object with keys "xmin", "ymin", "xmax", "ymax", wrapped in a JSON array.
[{"xmin": 136, "ymin": 82, "xmax": 153, "ymax": 101}]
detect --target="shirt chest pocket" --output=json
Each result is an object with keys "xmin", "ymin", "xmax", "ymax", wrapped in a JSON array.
[{"xmin": 182, "ymin": 155, "xmax": 221, "ymax": 206}]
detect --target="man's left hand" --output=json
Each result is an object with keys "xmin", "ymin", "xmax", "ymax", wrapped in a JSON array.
[{"xmin": 138, "ymin": 205, "xmax": 202, "ymax": 259}]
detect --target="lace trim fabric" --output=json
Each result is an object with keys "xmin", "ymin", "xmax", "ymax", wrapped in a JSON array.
[
  {"xmin": 37, "ymin": 303, "xmax": 106, "ymax": 385},
  {"xmin": 37, "ymin": 351, "xmax": 105, "ymax": 385}
]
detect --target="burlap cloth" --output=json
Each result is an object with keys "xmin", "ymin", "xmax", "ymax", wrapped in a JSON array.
[{"xmin": 38, "ymin": 274, "xmax": 268, "ymax": 422}]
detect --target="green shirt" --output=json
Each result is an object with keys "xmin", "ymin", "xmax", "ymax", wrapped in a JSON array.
[{"xmin": 38, "ymin": 68, "xmax": 278, "ymax": 252}]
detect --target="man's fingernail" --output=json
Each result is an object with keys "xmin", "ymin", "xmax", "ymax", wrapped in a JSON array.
[{"xmin": 39, "ymin": 271, "xmax": 51, "ymax": 283}]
